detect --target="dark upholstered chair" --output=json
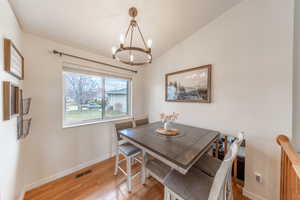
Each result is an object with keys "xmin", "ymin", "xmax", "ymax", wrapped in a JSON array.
[
  {"xmin": 195, "ymin": 133, "xmax": 245, "ymax": 184},
  {"xmin": 194, "ymin": 154, "xmax": 222, "ymax": 177}
]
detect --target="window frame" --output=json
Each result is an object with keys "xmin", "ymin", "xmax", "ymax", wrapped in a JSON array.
[{"xmin": 62, "ymin": 69, "xmax": 132, "ymax": 128}]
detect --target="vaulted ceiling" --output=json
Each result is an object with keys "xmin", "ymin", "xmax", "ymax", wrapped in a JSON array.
[{"xmin": 9, "ymin": 0, "xmax": 242, "ymax": 58}]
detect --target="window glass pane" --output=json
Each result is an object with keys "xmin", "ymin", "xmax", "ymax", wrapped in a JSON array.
[
  {"xmin": 104, "ymin": 78, "xmax": 129, "ymax": 119},
  {"xmin": 64, "ymin": 72, "xmax": 103, "ymax": 125}
]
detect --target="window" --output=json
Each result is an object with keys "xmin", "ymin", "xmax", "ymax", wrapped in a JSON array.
[{"xmin": 63, "ymin": 71, "xmax": 131, "ymax": 127}]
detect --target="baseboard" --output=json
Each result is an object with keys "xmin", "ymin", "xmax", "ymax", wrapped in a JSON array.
[
  {"xmin": 243, "ymin": 188, "xmax": 267, "ymax": 200},
  {"xmin": 20, "ymin": 153, "xmax": 112, "ymax": 199}
]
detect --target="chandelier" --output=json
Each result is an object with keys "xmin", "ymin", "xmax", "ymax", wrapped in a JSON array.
[{"xmin": 112, "ymin": 7, "xmax": 152, "ymax": 66}]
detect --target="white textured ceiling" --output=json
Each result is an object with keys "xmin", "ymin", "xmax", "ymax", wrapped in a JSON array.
[{"xmin": 9, "ymin": 0, "xmax": 242, "ymax": 58}]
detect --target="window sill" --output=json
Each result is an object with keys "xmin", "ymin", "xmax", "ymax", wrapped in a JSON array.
[{"xmin": 62, "ymin": 116, "xmax": 133, "ymax": 129}]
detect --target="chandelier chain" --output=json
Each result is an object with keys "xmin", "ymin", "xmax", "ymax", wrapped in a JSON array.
[
  {"xmin": 130, "ymin": 25, "xmax": 134, "ymax": 48},
  {"xmin": 136, "ymin": 23, "xmax": 148, "ymax": 49}
]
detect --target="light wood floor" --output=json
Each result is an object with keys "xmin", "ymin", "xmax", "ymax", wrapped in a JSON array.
[{"xmin": 24, "ymin": 157, "xmax": 250, "ymax": 200}]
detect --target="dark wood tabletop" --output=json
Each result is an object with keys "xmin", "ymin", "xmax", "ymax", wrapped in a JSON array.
[{"xmin": 119, "ymin": 121, "xmax": 220, "ymax": 174}]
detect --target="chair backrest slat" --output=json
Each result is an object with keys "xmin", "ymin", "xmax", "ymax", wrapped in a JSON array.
[
  {"xmin": 115, "ymin": 121, "xmax": 133, "ymax": 141},
  {"xmin": 208, "ymin": 132, "xmax": 244, "ymax": 200},
  {"xmin": 134, "ymin": 118, "xmax": 149, "ymax": 127}
]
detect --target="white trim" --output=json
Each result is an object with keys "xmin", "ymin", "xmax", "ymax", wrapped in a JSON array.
[
  {"xmin": 243, "ymin": 188, "xmax": 267, "ymax": 200},
  {"xmin": 19, "ymin": 153, "xmax": 112, "ymax": 200},
  {"xmin": 63, "ymin": 116, "xmax": 133, "ymax": 128}
]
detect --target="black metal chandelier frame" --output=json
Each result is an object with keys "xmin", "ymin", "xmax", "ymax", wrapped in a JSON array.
[{"xmin": 112, "ymin": 7, "xmax": 152, "ymax": 66}]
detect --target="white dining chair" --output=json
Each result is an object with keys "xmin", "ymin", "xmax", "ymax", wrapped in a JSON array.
[
  {"xmin": 163, "ymin": 132, "xmax": 244, "ymax": 200},
  {"xmin": 114, "ymin": 120, "xmax": 142, "ymax": 192}
]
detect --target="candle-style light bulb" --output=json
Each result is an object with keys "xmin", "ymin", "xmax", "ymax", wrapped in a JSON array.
[
  {"xmin": 112, "ymin": 46, "xmax": 117, "ymax": 55},
  {"xmin": 147, "ymin": 39, "xmax": 152, "ymax": 48},
  {"xmin": 130, "ymin": 54, "xmax": 134, "ymax": 62},
  {"xmin": 120, "ymin": 34, "xmax": 125, "ymax": 44}
]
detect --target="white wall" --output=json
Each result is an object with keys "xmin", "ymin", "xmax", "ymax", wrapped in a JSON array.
[
  {"xmin": 21, "ymin": 33, "xmax": 146, "ymax": 188},
  {"xmin": 0, "ymin": 0, "xmax": 25, "ymax": 199},
  {"xmin": 293, "ymin": 0, "xmax": 300, "ymax": 151},
  {"xmin": 144, "ymin": 0, "xmax": 294, "ymax": 200}
]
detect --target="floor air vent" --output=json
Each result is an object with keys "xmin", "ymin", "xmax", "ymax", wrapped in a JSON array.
[{"xmin": 75, "ymin": 169, "xmax": 92, "ymax": 179}]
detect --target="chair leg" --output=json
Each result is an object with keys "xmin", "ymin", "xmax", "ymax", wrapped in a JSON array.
[
  {"xmin": 126, "ymin": 156, "xmax": 132, "ymax": 192},
  {"xmin": 164, "ymin": 187, "xmax": 171, "ymax": 200},
  {"xmin": 114, "ymin": 149, "xmax": 119, "ymax": 175},
  {"xmin": 164, "ymin": 187, "xmax": 168, "ymax": 200}
]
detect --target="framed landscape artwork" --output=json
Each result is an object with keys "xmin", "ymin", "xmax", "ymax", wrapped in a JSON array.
[
  {"xmin": 165, "ymin": 65, "xmax": 211, "ymax": 103},
  {"xmin": 4, "ymin": 38, "xmax": 24, "ymax": 80}
]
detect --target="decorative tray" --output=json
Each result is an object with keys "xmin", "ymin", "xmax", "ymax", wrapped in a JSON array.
[{"xmin": 156, "ymin": 128, "xmax": 180, "ymax": 136}]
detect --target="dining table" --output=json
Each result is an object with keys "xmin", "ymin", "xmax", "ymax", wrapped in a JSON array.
[{"xmin": 118, "ymin": 121, "xmax": 220, "ymax": 183}]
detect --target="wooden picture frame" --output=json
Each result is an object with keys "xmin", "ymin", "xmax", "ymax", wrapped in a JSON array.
[
  {"xmin": 165, "ymin": 65, "xmax": 212, "ymax": 103},
  {"xmin": 3, "ymin": 81, "xmax": 10, "ymax": 120},
  {"xmin": 3, "ymin": 81, "xmax": 21, "ymax": 120},
  {"xmin": 4, "ymin": 38, "xmax": 24, "ymax": 80}
]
